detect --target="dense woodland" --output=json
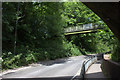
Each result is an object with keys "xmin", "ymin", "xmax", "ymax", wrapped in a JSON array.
[{"xmin": 2, "ymin": 2, "xmax": 120, "ymax": 69}]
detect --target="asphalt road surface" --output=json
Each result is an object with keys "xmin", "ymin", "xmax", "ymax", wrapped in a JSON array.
[{"xmin": 2, "ymin": 55, "xmax": 89, "ymax": 80}]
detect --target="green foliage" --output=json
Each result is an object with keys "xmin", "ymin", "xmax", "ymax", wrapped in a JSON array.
[
  {"xmin": 62, "ymin": 2, "xmax": 101, "ymax": 27},
  {"xmin": 111, "ymin": 38, "xmax": 120, "ymax": 62},
  {"xmin": 63, "ymin": 40, "xmax": 82, "ymax": 56}
]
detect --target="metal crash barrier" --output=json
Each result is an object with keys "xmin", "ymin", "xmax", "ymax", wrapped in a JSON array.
[
  {"xmin": 79, "ymin": 55, "xmax": 97, "ymax": 80},
  {"xmin": 84, "ymin": 56, "xmax": 97, "ymax": 72},
  {"xmin": 79, "ymin": 53, "xmax": 105, "ymax": 80}
]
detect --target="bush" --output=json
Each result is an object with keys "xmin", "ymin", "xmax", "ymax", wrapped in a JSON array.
[
  {"xmin": 111, "ymin": 44, "xmax": 120, "ymax": 62},
  {"xmin": 2, "ymin": 39, "xmax": 84, "ymax": 70},
  {"xmin": 63, "ymin": 40, "xmax": 82, "ymax": 56}
]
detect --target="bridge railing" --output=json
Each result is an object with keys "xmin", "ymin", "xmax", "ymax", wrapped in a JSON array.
[{"xmin": 64, "ymin": 23, "xmax": 98, "ymax": 33}]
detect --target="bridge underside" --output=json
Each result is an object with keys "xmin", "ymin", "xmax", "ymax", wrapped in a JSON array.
[{"xmin": 83, "ymin": 2, "xmax": 120, "ymax": 41}]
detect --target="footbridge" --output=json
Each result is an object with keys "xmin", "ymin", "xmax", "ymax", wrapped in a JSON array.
[{"xmin": 64, "ymin": 23, "xmax": 102, "ymax": 35}]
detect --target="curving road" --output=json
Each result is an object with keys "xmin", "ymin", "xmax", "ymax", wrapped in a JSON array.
[{"xmin": 3, "ymin": 55, "xmax": 89, "ymax": 80}]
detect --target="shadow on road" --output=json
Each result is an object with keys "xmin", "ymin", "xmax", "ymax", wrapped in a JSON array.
[
  {"xmin": 2, "ymin": 76, "xmax": 82, "ymax": 80},
  {"xmin": 36, "ymin": 58, "xmax": 71, "ymax": 66},
  {"xmin": 2, "ymin": 76, "xmax": 110, "ymax": 80},
  {"xmin": 85, "ymin": 72, "xmax": 106, "ymax": 78}
]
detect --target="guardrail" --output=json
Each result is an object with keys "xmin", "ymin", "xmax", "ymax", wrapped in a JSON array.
[
  {"xmin": 84, "ymin": 56, "xmax": 97, "ymax": 72},
  {"xmin": 79, "ymin": 53, "xmax": 105, "ymax": 80},
  {"xmin": 79, "ymin": 55, "xmax": 97, "ymax": 80}
]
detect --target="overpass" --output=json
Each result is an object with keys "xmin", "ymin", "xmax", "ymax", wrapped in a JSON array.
[{"xmin": 64, "ymin": 23, "xmax": 102, "ymax": 35}]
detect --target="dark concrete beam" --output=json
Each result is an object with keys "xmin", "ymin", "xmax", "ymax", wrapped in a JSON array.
[{"xmin": 83, "ymin": 2, "xmax": 120, "ymax": 41}]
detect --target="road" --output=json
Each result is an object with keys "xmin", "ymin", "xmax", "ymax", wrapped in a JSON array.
[{"xmin": 2, "ymin": 55, "xmax": 89, "ymax": 80}]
